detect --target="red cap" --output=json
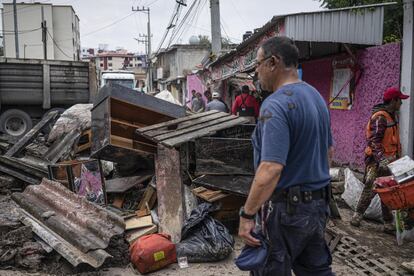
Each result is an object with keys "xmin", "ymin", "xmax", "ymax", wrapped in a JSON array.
[{"xmin": 383, "ymin": 87, "xmax": 409, "ymax": 101}]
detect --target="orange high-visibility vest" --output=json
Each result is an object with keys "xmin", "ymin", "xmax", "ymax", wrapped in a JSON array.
[{"xmin": 365, "ymin": 111, "xmax": 401, "ymax": 158}]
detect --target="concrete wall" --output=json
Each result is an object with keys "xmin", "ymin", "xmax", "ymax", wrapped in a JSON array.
[
  {"xmin": 2, "ymin": 3, "xmax": 79, "ymax": 61},
  {"xmin": 302, "ymin": 43, "xmax": 401, "ymax": 170},
  {"xmin": 52, "ymin": 6, "xmax": 80, "ymax": 60}
]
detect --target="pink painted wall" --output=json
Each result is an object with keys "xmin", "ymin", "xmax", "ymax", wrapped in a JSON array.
[
  {"xmin": 302, "ymin": 43, "xmax": 401, "ymax": 171},
  {"xmin": 186, "ymin": 74, "xmax": 207, "ymax": 108}
]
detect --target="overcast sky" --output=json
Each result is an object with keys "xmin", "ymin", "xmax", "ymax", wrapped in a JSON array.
[{"xmin": 1, "ymin": 0, "xmax": 324, "ymax": 53}]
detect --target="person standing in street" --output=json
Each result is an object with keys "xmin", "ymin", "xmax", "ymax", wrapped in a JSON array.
[
  {"xmin": 191, "ymin": 91, "xmax": 205, "ymax": 113},
  {"xmin": 238, "ymin": 36, "xmax": 334, "ymax": 275},
  {"xmin": 232, "ymin": 85, "xmax": 260, "ymax": 123},
  {"xmin": 350, "ymin": 87, "xmax": 409, "ymax": 232},
  {"xmin": 205, "ymin": 92, "xmax": 228, "ymax": 112}
]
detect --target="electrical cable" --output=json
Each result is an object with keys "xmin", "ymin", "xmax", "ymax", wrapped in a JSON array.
[
  {"xmin": 1, "ymin": 0, "xmax": 51, "ymax": 15},
  {"xmin": 167, "ymin": 0, "xmax": 200, "ymax": 47},
  {"xmin": 82, "ymin": 11, "xmax": 137, "ymax": 37},
  {"xmin": 1, "ymin": 27, "xmax": 42, "ymax": 34},
  {"xmin": 46, "ymin": 29, "xmax": 72, "ymax": 58}
]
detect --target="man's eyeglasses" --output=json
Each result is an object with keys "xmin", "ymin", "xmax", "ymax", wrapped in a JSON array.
[{"xmin": 255, "ymin": 55, "xmax": 273, "ymax": 67}]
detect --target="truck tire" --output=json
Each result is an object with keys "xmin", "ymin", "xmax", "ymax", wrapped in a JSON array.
[{"xmin": 0, "ymin": 109, "xmax": 33, "ymax": 137}]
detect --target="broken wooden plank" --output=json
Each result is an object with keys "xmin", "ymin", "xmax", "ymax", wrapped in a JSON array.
[
  {"xmin": 44, "ymin": 129, "xmax": 81, "ymax": 163},
  {"xmin": 192, "ymin": 186, "xmax": 229, "ymax": 202},
  {"xmin": 137, "ymin": 110, "xmax": 220, "ymax": 133},
  {"xmin": 137, "ymin": 185, "xmax": 157, "ymax": 211},
  {"xmin": 152, "ymin": 114, "xmax": 240, "ymax": 141},
  {"xmin": 112, "ymin": 194, "xmax": 125, "ymax": 209},
  {"xmin": 105, "ymin": 174, "xmax": 152, "ymax": 193},
  {"xmin": 126, "ymin": 224, "xmax": 157, "ymax": 244},
  {"xmin": 125, "ymin": 215, "xmax": 153, "ymax": 230},
  {"xmin": 193, "ymin": 175, "xmax": 253, "ymax": 197},
  {"xmin": 5, "ymin": 111, "xmax": 59, "ymax": 157},
  {"xmin": 155, "ymin": 145, "xmax": 184, "ymax": 243},
  {"xmin": 162, "ymin": 117, "xmax": 249, "ymax": 147},
  {"xmin": 75, "ymin": 129, "xmax": 92, "ymax": 153},
  {"xmin": 142, "ymin": 112, "xmax": 226, "ymax": 138},
  {"xmin": 135, "ymin": 209, "xmax": 150, "ymax": 218}
]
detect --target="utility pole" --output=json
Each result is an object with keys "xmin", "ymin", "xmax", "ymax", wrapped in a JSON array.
[
  {"xmin": 13, "ymin": 0, "xmax": 19, "ymax": 58},
  {"xmin": 400, "ymin": 0, "xmax": 414, "ymax": 157},
  {"xmin": 132, "ymin": 6, "xmax": 152, "ymax": 92},
  {"xmin": 210, "ymin": 0, "xmax": 221, "ymax": 59},
  {"xmin": 41, "ymin": 6, "xmax": 47, "ymax": 60}
]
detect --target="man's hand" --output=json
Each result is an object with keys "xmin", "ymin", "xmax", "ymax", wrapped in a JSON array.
[{"xmin": 238, "ymin": 217, "xmax": 261, "ymax": 247}]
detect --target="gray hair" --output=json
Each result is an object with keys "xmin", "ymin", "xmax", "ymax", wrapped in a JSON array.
[{"xmin": 260, "ymin": 36, "xmax": 299, "ymax": 68}]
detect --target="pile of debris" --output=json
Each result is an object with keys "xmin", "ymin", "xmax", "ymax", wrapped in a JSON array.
[{"xmin": 0, "ymin": 83, "xmax": 253, "ymax": 274}]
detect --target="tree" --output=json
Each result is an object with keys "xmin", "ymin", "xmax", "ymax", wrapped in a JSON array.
[
  {"xmin": 198, "ymin": 35, "xmax": 211, "ymax": 46},
  {"xmin": 317, "ymin": 0, "xmax": 403, "ymax": 43}
]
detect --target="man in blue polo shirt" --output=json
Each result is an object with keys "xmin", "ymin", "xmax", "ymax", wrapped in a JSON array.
[{"xmin": 238, "ymin": 36, "xmax": 334, "ymax": 275}]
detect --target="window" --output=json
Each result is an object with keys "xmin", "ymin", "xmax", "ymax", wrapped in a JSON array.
[
  {"xmin": 108, "ymin": 63, "xmax": 112, "ymax": 67},
  {"xmin": 108, "ymin": 57, "xmax": 112, "ymax": 60},
  {"xmin": 129, "ymin": 64, "xmax": 133, "ymax": 67},
  {"xmin": 100, "ymin": 63, "xmax": 103, "ymax": 67}
]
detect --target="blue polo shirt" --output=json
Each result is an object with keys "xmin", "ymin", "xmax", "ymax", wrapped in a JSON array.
[{"xmin": 252, "ymin": 82, "xmax": 332, "ymax": 191}]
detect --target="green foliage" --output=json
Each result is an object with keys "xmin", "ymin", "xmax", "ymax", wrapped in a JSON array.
[
  {"xmin": 316, "ymin": 0, "xmax": 403, "ymax": 43},
  {"xmin": 198, "ymin": 35, "xmax": 211, "ymax": 46}
]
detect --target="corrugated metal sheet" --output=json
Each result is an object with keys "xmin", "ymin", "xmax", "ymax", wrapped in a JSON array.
[
  {"xmin": 285, "ymin": 6, "xmax": 385, "ymax": 45},
  {"xmin": 0, "ymin": 58, "xmax": 90, "ymax": 106},
  {"xmin": 136, "ymin": 110, "xmax": 249, "ymax": 147},
  {"xmin": 12, "ymin": 178, "xmax": 125, "ymax": 268}
]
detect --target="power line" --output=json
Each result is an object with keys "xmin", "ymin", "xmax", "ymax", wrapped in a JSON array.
[
  {"xmin": 167, "ymin": 0, "xmax": 200, "ymax": 47},
  {"xmin": 1, "ymin": 0, "xmax": 51, "ymax": 15},
  {"xmin": 46, "ymin": 29, "xmax": 72, "ymax": 58},
  {"xmin": 82, "ymin": 11, "xmax": 137, "ymax": 37},
  {"xmin": 1, "ymin": 27, "xmax": 42, "ymax": 34}
]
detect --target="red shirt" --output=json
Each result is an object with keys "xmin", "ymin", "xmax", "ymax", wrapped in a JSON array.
[{"xmin": 231, "ymin": 94, "xmax": 260, "ymax": 117}]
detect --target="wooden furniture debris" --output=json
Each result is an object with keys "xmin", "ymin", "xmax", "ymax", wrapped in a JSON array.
[
  {"xmin": 44, "ymin": 129, "xmax": 81, "ymax": 163},
  {"xmin": 125, "ymin": 215, "xmax": 153, "ymax": 231},
  {"xmin": 192, "ymin": 186, "xmax": 229, "ymax": 202},
  {"xmin": 75, "ymin": 129, "xmax": 92, "ymax": 153},
  {"xmin": 126, "ymin": 224, "xmax": 157, "ymax": 244},
  {"xmin": 105, "ymin": 174, "xmax": 152, "ymax": 194},
  {"xmin": 135, "ymin": 208, "xmax": 151, "ymax": 218},
  {"xmin": 47, "ymin": 159, "xmax": 107, "ymax": 205},
  {"xmin": 135, "ymin": 110, "xmax": 249, "ymax": 148},
  {"xmin": 137, "ymin": 185, "xmax": 157, "ymax": 211},
  {"xmin": 5, "ymin": 111, "xmax": 59, "ymax": 158},
  {"xmin": 193, "ymin": 175, "xmax": 253, "ymax": 197},
  {"xmin": 91, "ymin": 84, "xmax": 185, "ymax": 164},
  {"xmin": 155, "ymin": 145, "xmax": 184, "ymax": 243},
  {"xmin": 112, "ymin": 194, "xmax": 126, "ymax": 209},
  {"xmin": 195, "ymin": 137, "xmax": 254, "ymax": 175}
]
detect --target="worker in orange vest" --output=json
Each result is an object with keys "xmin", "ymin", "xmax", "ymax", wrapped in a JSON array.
[{"xmin": 350, "ymin": 87, "xmax": 409, "ymax": 233}]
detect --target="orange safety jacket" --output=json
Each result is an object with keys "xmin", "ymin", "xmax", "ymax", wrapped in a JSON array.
[{"xmin": 365, "ymin": 110, "xmax": 401, "ymax": 159}]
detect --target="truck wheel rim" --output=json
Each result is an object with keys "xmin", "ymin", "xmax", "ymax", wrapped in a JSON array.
[{"xmin": 4, "ymin": 117, "xmax": 27, "ymax": 136}]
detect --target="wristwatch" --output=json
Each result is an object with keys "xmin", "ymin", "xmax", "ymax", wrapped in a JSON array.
[{"xmin": 239, "ymin": 206, "xmax": 255, "ymax": 220}]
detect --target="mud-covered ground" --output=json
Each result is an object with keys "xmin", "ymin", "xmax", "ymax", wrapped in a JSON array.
[{"xmin": 0, "ymin": 194, "xmax": 412, "ymax": 276}]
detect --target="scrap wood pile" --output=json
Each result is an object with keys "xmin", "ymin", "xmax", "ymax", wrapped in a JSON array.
[{"xmin": 0, "ymin": 84, "xmax": 253, "ymax": 274}]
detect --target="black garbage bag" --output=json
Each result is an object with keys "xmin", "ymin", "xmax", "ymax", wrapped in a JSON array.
[{"xmin": 176, "ymin": 203, "xmax": 234, "ymax": 262}]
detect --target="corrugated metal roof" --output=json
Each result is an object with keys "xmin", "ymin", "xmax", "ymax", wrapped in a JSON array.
[
  {"xmin": 136, "ymin": 110, "xmax": 249, "ymax": 147},
  {"xmin": 285, "ymin": 5, "xmax": 386, "ymax": 45},
  {"xmin": 12, "ymin": 178, "xmax": 126, "ymax": 268}
]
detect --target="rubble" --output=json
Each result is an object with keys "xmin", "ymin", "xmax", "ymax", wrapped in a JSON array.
[{"xmin": 0, "ymin": 83, "xmax": 413, "ymax": 276}]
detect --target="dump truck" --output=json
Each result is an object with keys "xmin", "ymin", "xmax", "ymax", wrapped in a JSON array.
[{"xmin": 0, "ymin": 58, "xmax": 97, "ymax": 137}]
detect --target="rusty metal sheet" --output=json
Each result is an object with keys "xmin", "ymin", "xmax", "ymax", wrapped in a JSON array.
[{"xmin": 12, "ymin": 178, "xmax": 125, "ymax": 268}]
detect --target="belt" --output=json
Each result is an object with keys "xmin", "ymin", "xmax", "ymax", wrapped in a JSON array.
[{"xmin": 270, "ymin": 186, "xmax": 328, "ymax": 204}]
